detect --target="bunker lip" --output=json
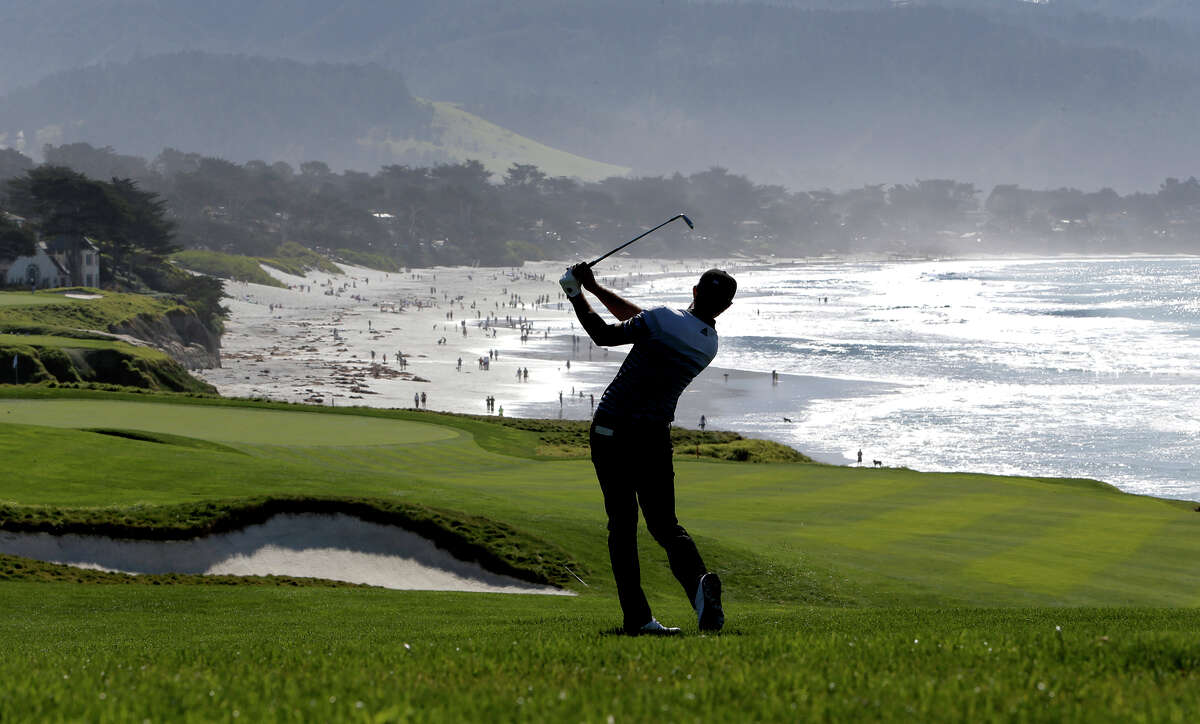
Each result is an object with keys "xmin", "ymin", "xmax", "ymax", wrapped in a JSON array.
[{"xmin": 0, "ymin": 512, "xmax": 573, "ymax": 595}]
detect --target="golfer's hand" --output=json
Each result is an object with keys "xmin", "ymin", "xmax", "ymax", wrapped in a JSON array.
[
  {"xmin": 570, "ymin": 262, "xmax": 598, "ymax": 292},
  {"xmin": 559, "ymin": 268, "xmax": 582, "ymax": 298}
]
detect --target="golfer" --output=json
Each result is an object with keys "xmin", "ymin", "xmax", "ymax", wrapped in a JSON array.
[{"xmin": 560, "ymin": 262, "xmax": 736, "ymax": 635}]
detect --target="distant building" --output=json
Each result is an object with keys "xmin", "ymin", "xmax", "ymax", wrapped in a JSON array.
[
  {"xmin": 1, "ymin": 233, "xmax": 100, "ymax": 289},
  {"xmin": 45, "ymin": 235, "xmax": 101, "ymax": 287},
  {"xmin": 2, "ymin": 242, "xmax": 71, "ymax": 289}
]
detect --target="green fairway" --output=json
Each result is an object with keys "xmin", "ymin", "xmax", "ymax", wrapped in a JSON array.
[
  {"xmin": 3, "ymin": 389, "xmax": 1200, "ymax": 720},
  {"xmin": 0, "ymin": 398, "xmax": 459, "ymax": 446},
  {"xmin": 1, "ymin": 392, "xmax": 1199, "ymax": 607}
]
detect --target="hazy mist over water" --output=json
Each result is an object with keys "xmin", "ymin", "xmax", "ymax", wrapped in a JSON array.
[{"xmin": 630, "ymin": 257, "xmax": 1200, "ymax": 501}]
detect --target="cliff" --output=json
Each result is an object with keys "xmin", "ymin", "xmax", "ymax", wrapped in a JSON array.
[{"xmin": 109, "ymin": 309, "xmax": 221, "ymax": 370}]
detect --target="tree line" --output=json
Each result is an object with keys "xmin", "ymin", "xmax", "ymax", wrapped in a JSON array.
[{"xmin": 4, "ymin": 142, "xmax": 1200, "ymax": 280}]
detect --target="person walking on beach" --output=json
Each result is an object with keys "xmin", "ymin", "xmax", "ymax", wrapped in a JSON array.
[{"xmin": 560, "ymin": 262, "xmax": 736, "ymax": 636}]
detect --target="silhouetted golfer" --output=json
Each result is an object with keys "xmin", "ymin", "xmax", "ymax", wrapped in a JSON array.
[{"xmin": 561, "ymin": 262, "xmax": 736, "ymax": 635}]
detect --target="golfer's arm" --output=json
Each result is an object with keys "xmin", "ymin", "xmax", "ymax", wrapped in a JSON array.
[
  {"xmin": 587, "ymin": 283, "xmax": 641, "ymax": 322},
  {"xmin": 569, "ymin": 294, "xmax": 631, "ymax": 347}
]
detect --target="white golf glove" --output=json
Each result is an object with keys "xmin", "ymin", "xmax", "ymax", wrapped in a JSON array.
[{"xmin": 559, "ymin": 268, "xmax": 582, "ymax": 298}]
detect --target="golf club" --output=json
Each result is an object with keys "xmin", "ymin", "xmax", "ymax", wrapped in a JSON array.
[{"xmin": 587, "ymin": 214, "xmax": 694, "ymax": 268}]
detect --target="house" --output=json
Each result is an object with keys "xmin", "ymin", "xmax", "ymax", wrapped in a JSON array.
[
  {"xmin": 0, "ymin": 227, "xmax": 101, "ymax": 289},
  {"xmin": 2, "ymin": 241, "xmax": 72, "ymax": 289},
  {"xmin": 45, "ymin": 234, "xmax": 101, "ymax": 287}
]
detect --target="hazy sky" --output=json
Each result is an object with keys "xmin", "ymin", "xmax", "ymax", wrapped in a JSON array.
[{"xmin": 2, "ymin": 1, "xmax": 1199, "ymax": 192}]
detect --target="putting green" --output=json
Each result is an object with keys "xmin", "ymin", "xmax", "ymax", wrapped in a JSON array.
[
  {"xmin": 0, "ymin": 292, "xmax": 73, "ymax": 308},
  {"xmin": 0, "ymin": 399, "xmax": 459, "ymax": 446}
]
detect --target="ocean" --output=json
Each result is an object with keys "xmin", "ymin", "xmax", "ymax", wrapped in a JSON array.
[{"xmin": 600, "ymin": 256, "xmax": 1200, "ymax": 502}]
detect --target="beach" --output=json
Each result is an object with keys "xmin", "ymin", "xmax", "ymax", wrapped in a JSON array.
[{"xmin": 193, "ymin": 259, "xmax": 846, "ymax": 440}]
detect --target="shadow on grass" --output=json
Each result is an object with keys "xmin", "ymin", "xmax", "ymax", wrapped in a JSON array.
[{"xmin": 598, "ymin": 625, "xmax": 742, "ymax": 638}]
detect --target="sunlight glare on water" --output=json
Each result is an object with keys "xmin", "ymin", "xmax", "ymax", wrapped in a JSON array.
[{"xmin": 632, "ymin": 257, "xmax": 1200, "ymax": 501}]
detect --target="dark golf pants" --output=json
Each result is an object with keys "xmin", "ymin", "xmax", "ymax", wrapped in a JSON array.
[{"xmin": 591, "ymin": 418, "xmax": 707, "ymax": 631}]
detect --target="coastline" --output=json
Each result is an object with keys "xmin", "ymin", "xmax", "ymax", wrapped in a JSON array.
[{"xmin": 194, "ymin": 259, "xmax": 877, "ymax": 463}]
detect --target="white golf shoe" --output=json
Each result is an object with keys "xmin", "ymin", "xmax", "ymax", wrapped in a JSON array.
[
  {"xmin": 695, "ymin": 572, "xmax": 724, "ymax": 632},
  {"xmin": 636, "ymin": 618, "xmax": 681, "ymax": 636}
]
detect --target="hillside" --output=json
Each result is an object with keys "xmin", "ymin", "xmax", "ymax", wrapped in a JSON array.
[
  {"xmin": 4, "ymin": 2, "xmax": 1200, "ymax": 189},
  {"xmin": 0, "ymin": 290, "xmax": 218, "ymax": 391},
  {"xmin": 0, "ymin": 52, "xmax": 628, "ymax": 182},
  {"xmin": 0, "ymin": 53, "xmax": 434, "ymax": 172},
  {"xmin": 371, "ymin": 100, "xmax": 630, "ymax": 183}
]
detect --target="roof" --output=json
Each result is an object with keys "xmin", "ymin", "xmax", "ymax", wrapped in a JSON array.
[
  {"xmin": 39, "ymin": 242, "xmax": 72, "ymax": 276},
  {"xmin": 44, "ymin": 234, "xmax": 100, "ymax": 253}
]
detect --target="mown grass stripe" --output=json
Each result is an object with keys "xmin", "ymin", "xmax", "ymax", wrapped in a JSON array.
[
  {"xmin": 961, "ymin": 509, "xmax": 1171, "ymax": 595},
  {"xmin": 811, "ymin": 493, "xmax": 1026, "ymax": 551}
]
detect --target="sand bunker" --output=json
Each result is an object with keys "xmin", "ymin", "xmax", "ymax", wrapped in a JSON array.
[{"xmin": 0, "ymin": 513, "xmax": 571, "ymax": 596}]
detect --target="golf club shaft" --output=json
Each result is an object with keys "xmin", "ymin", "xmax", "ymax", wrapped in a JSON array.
[{"xmin": 587, "ymin": 214, "xmax": 693, "ymax": 268}]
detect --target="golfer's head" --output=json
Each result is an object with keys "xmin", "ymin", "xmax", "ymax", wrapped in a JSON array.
[{"xmin": 693, "ymin": 268, "xmax": 737, "ymax": 317}]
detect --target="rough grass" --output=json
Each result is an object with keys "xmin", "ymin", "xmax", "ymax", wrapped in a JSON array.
[
  {"xmin": 1, "ymin": 585, "xmax": 1198, "ymax": 722},
  {"xmin": 173, "ymin": 243, "xmax": 341, "ymax": 286},
  {"xmin": 0, "ymin": 333, "xmax": 157, "ymax": 352},
  {"xmin": 262, "ymin": 241, "xmax": 342, "ymax": 277},
  {"xmin": 332, "ymin": 248, "xmax": 402, "ymax": 272},
  {"xmin": 0, "ymin": 289, "xmax": 187, "ymax": 335},
  {"xmin": 171, "ymin": 250, "xmax": 286, "ymax": 287},
  {"xmin": 0, "ymin": 340, "xmax": 215, "ymax": 394},
  {"xmin": 0, "ymin": 291, "xmax": 218, "ymax": 393},
  {"xmin": 447, "ymin": 412, "xmax": 811, "ymax": 462}
]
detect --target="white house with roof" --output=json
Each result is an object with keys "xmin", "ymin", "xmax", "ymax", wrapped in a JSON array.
[
  {"xmin": 45, "ymin": 234, "xmax": 101, "ymax": 287},
  {"xmin": 2, "ymin": 241, "xmax": 71, "ymax": 289},
  {"xmin": 1, "ymin": 213, "xmax": 101, "ymax": 289}
]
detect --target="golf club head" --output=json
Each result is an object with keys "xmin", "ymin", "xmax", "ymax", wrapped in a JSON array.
[{"xmin": 680, "ymin": 214, "xmax": 695, "ymax": 229}]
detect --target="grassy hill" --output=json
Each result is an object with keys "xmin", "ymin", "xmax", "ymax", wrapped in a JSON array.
[
  {"xmin": 1, "ymin": 388, "xmax": 1198, "ymax": 720},
  {"xmin": 171, "ymin": 244, "xmax": 343, "ymax": 287},
  {"xmin": 371, "ymin": 100, "xmax": 631, "ymax": 182},
  {"xmin": 0, "ymin": 291, "xmax": 216, "ymax": 393},
  {"xmin": 0, "ymin": 53, "xmax": 432, "ymax": 172}
]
